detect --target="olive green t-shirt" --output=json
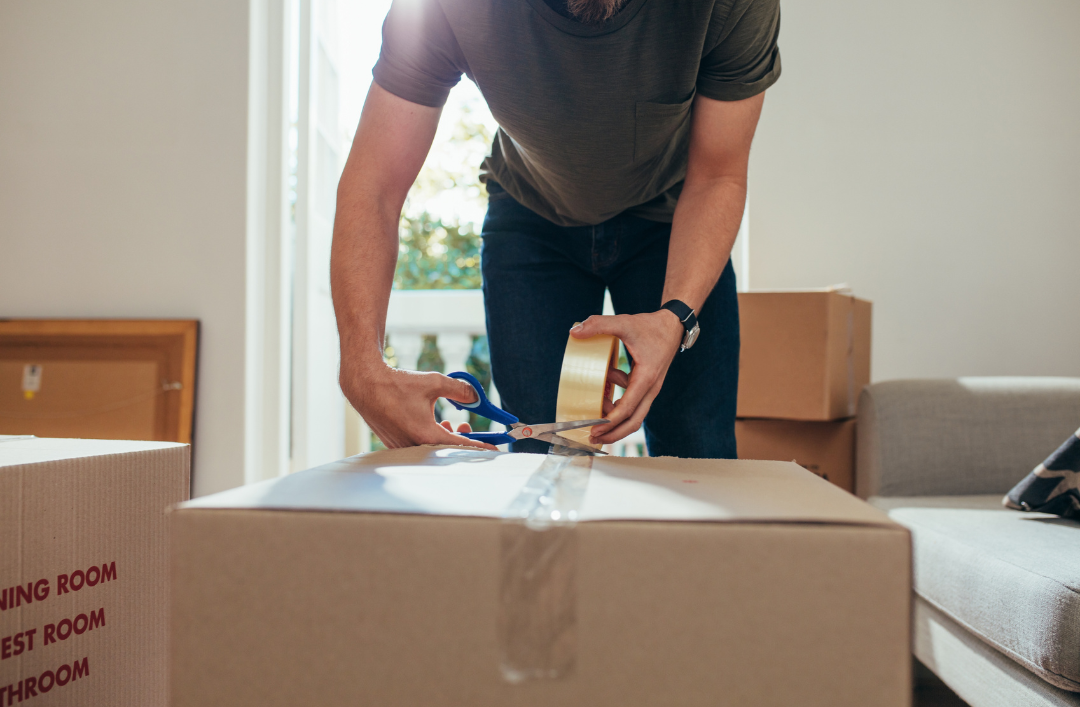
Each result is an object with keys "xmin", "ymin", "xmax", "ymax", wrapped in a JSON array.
[{"xmin": 373, "ymin": 0, "xmax": 781, "ymax": 227}]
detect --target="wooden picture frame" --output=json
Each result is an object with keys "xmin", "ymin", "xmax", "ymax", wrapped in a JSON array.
[{"xmin": 0, "ymin": 320, "xmax": 198, "ymax": 444}]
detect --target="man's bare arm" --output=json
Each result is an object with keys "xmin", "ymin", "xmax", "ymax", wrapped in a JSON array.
[
  {"xmin": 331, "ymin": 82, "xmax": 493, "ymax": 449},
  {"xmin": 664, "ymin": 92, "xmax": 763, "ymax": 315},
  {"xmin": 575, "ymin": 92, "xmax": 765, "ymax": 444}
]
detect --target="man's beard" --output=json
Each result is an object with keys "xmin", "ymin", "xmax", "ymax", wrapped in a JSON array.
[{"xmin": 565, "ymin": 0, "xmax": 627, "ymax": 24}]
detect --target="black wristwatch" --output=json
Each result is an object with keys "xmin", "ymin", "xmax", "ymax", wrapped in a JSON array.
[{"xmin": 661, "ymin": 300, "xmax": 700, "ymax": 352}]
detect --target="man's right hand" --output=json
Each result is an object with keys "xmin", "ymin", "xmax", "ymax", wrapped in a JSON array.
[
  {"xmin": 341, "ymin": 363, "xmax": 498, "ymax": 451},
  {"xmin": 333, "ymin": 84, "xmax": 497, "ymax": 451}
]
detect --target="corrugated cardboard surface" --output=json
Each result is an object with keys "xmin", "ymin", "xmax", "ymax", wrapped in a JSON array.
[
  {"xmin": 736, "ymin": 418, "xmax": 857, "ymax": 493},
  {"xmin": 171, "ymin": 447, "xmax": 911, "ymax": 707},
  {"xmin": 738, "ymin": 291, "xmax": 872, "ymax": 421},
  {"xmin": 0, "ymin": 437, "xmax": 189, "ymax": 706}
]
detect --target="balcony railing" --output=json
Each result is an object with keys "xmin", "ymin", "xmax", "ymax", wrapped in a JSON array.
[
  {"xmin": 386, "ymin": 289, "xmax": 491, "ymax": 426},
  {"xmin": 346, "ymin": 289, "xmax": 647, "ymax": 457}
]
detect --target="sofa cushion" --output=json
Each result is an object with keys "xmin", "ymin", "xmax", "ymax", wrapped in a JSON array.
[{"xmin": 874, "ymin": 495, "xmax": 1080, "ymax": 692}]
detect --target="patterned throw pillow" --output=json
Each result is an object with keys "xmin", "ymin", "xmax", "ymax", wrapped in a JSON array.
[{"xmin": 1004, "ymin": 427, "xmax": 1080, "ymax": 518}]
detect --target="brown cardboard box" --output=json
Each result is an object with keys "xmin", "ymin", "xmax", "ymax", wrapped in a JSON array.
[
  {"xmin": 171, "ymin": 447, "xmax": 911, "ymax": 707},
  {"xmin": 738, "ymin": 290, "xmax": 872, "ymax": 421},
  {"xmin": 0, "ymin": 437, "xmax": 189, "ymax": 706},
  {"xmin": 737, "ymin": 418, "xmax": 857, "ymax": 493}
]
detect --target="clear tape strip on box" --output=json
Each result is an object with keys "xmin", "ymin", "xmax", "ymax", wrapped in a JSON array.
[{"xmin": 498, "ymin": 453, "xmax": 593, "ymax": 684}]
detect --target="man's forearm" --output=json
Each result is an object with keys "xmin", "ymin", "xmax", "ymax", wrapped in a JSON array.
[
  {"xmin": 661, "ymin": 92, "xmax": 762, "ymax": 317},
  {"xmin": 326, "ymin": 83, "xmax": 488, "ymax": 450},
  {"xmin": 330, "ymin": 188, "xmax": 399, "ymax": 377},
  {"xmin": 662, "ymin": 175, "xmax": 746, "ymax": 313},
  {"xmin": 331, "ymin": 83, "xmax": 442, "ymax": 399}
]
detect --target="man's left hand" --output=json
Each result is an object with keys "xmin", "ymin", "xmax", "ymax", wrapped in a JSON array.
[{"xmin": 568, "ymin": 310, "xmax": 685, "ymax": 444}]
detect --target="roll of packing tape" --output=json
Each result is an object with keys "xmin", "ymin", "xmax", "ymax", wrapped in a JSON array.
[{"xmin": 555, "ymin": 329, "xmax": 620, "ymax": 450}]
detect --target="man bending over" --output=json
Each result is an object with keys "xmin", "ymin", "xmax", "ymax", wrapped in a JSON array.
[{"xmin": 331, "ymin": 0, "xmax": 781, "ymax": 456}]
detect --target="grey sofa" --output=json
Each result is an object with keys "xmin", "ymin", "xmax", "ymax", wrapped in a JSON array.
[{"xmin": 857, "ymin": 378, "xmax": 1080, "ymax": 707}]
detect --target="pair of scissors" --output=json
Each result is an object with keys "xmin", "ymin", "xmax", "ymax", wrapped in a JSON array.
[{"xmin": 444, "ymin": 371, "xmax": 608, "ymax": 456}]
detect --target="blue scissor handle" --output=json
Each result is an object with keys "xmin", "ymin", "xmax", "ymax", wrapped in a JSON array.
[
  {"xmin": 445, "ymin": 371, "xmax": 518, "ymax": 446},
  {"xmin": 445, "ymin": 371, "xmax": 519, "ymax": 426},
  {"xmin": 458, "ymin": 431, "xmax": 517, "ymax": 445}
]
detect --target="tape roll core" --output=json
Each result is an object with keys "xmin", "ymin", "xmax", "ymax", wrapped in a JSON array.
[{"xmin": 555, "ymin": 330, "xmax": 620, "ymax": 449}]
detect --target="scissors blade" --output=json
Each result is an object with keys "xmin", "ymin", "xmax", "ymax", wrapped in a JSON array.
[
  {"xmin": 539, "ymin": 432, "xmax": 608, "ymax": 455},
  {"xmin": 511, "ymin": 419, "xmax": 608, "ymax": 437}
]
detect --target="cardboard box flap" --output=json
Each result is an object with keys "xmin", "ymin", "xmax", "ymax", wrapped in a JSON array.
[
  {"xmin": 182, "ymin": 447, "xmax": 892, "ymax": 527},
  {"xmin": 0, "ymin": 435, "xmax": 185, "ymax": 468}
]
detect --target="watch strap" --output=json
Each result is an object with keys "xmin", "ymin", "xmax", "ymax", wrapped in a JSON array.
[{"xmin": 661, "ymin": 300, "xmax": 697, "ymax": 332}]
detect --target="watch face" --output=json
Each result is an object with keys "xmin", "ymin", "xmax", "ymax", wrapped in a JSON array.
[{"xmin": 683, "ymin": 323, "xmax": 700, "ymax": 350}]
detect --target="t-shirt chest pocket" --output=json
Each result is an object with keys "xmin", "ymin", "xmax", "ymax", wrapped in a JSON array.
[{"xmin": 634, "ymin": 92, "xmax": 695, "ymax": 164}]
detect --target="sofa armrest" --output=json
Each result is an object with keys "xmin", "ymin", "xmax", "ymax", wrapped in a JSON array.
[{"xmin": 855, "ymin": 378, "xmax": 1080, "ymax": 499}]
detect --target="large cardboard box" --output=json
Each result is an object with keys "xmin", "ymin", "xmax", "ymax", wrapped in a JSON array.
[
  {"xmin": 171, "ymin": 447, "xmax": 911, "ymax": 706},
  {"xmin": 738, "ymin": 290, "xmax": 872, "ymax": 421},
  {"xmin": 0, "ymin": 437, "xmax": 189, "ymax": 706},
  {"xmin": 736, "ymin": 418, "xmax": 857, "ymax": 493}
]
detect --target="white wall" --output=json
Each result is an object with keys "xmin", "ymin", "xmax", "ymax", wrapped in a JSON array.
[
  {"xmin": 0, "ymin": 1, "xmax": 251, "ymax": 496},
  {"xmin": 749, "ymin": 0, "xmax": 1080, "ymax": 381}
]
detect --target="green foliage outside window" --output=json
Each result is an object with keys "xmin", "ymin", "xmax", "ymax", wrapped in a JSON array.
[{"xmin": 394, "ymin": 215, "xmax": 482, "ymax": 290}]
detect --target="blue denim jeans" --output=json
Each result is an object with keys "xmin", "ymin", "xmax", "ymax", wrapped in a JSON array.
[{"xmin": 480, "ymin": 182, "xmax": 739, "ymax": 459}]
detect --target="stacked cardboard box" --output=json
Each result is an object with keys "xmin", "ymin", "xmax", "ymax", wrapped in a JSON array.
[
  {"xmin": 736, "ymin": 290, "xmax": 872, "ymax": 493},
  {"xmin": 0, "ymin": 436, "xmax": 189, "ymax": 706}
]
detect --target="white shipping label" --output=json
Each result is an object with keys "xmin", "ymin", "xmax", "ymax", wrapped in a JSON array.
[{"xmin": 22, "ymin": 363, "xmax": 42, "ymax": 392}]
